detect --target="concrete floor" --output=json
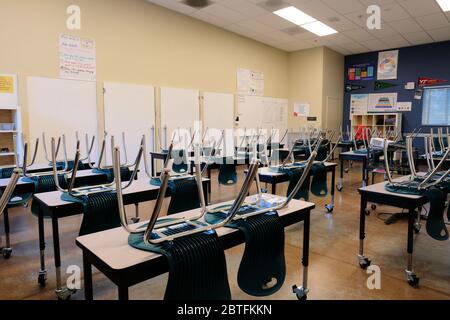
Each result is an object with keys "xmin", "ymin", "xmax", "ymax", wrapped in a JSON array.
[{"xmin": 0, "ymin": 163, "xmax": 449, "ymax": 300}]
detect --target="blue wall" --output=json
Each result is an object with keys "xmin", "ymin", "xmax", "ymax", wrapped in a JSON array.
[{"xmin": 343, "ymin": 40, "xmax": 450, "ymax": 135}]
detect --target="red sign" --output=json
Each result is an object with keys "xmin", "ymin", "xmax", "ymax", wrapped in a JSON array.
[{"xmin": 418, "ymin": 77, "xmax": 447, "ymax": 87}]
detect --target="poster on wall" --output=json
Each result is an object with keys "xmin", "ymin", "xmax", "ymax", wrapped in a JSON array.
[
  {"xmin": 59, "ymin": 34, "xmax": 96, "ymax": 82},
  {"xmin": 237, "ymin": 68, "xmax": 264, "ymax": 96},
  {"xmin": 349, "ymin": 94, "xmax": 369, "ymax": 119},
  {"xmin": 397, "ymin": 102, "xmax": 412, "ymax": 112},
  {"xmin": 377, "ymin": 50, "xmax": 398, "ymax": 80},
  {"xmin": 368, "ymin": 92, "xmax": 397, "ymax": 113},
  {"xmin": 348, "ymin": 63, "xmax": 375, "ymax": 81},
  {"xmin": 293, "ymin": 102, "xmax": 310, "ymax": 117}
]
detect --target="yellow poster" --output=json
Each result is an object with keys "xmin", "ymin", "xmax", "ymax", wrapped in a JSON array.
[{"xmin": 0, "ymin": 76, "xmax": 14, "ymax": 94}]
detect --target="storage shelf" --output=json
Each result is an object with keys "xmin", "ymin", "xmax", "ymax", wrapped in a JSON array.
[
  {"xmin": 0, "ymin": 152, "xmax": 15, "ymax": 157},
  {"xmin": 0, "ymin": 130, "xmax": 17, "ymax": 133}
]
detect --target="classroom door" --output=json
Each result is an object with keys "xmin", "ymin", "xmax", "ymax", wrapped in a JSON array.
[{"xmin": 325, "ymin": 97, "xmax": 343, "ymax": 132}]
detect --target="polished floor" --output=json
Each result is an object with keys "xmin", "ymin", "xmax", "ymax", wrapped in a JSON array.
[{"xmin": 0, "ymin": 163, "xmax": 449, "ymax": 300}]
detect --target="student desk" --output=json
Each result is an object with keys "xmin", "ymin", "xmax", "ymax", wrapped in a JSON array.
[
  {"xmin": 357, "ymin": 178, "xmax": 428, "ymax": 287},
  {"xmin": 31, "ymin": 178, "xmax": 210, "ymax": 300},
  {"xmin": 338, "ymin": 151, "xmax": 368, "ymax": 191},
  {"xmin": 76, "ymin": 198, "xmax": 315, "ymax": 301},
  {"xmin": 0, "ymin": 170, "xmax": 109, "ymax": 260},
  {"xmin": 246, "ymin": 162, "xmax": 337, "ymax": 213}
]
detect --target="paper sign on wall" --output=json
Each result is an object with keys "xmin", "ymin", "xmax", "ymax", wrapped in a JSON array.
[
  {"xmin": 237, "ymin": 68, "xmax": 264, "ymax": 96},
  {"xmin": 377, "ymin": 50, "xmax": 399, "ymax": 80},
  {"xmin": 350, "ymin": 94, "xmax": 369, "ymax": 118},
  {"xmin": 0, "ymin": 76, "xmax": 14, "ymax": 94},
  {"xmin": 293, "ymin": 103, "xmax": 310, "ymax": 117},
  {"xmin": 405, "ymin": 82, "xmax": 415, "ymax": 90},
  {"xmin": 59, "ymin": 34, "xmax": 96, "ymax": 81},
  {"xmin": 397, "ymin": 102, "xmax": 412, "ymax": 112},
  {"xmin": 368, "ymin": 92, "xmax": 397, "ymax": 113}
]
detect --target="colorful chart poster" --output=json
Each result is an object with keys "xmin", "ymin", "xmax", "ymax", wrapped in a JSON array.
[
  {"xmin": 237, "ymin": 68, "xmax": 264, "ymax": 96},
  {"xmin": 348, "ymin": 63, "xmax": 375, "ymax": 81},
  {"xmin": 368, "ymin": 92, "xmax": 397, "ymax": 113},
  {"xmin": 350, "ymin": 94, "xmax": 369, "ymax": 118},
  {"xmin": 59, "ymin": 34, "xmax": 96, "ymax": 81},
  {"xmin": 377, "ymin": 50, "xmax": 399, "ymax": 80}
]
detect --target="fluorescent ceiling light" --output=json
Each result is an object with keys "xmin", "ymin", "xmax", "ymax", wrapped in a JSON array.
[
  {"xmin": 273, "ymin": 6, "xmax": 316, "ymax": 25},
  {"xmin": 273, "ymin": 6, "xmax": 338, "ymax": 37},
  {"xmin": 301, "ymin": 21, "xmax": 338, "ymax": 37},
  {"xmin": 436, "ymin": 0, "xmax": 450, "ymax": 12}
]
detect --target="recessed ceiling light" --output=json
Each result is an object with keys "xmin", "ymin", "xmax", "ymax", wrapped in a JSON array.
[
  {"xmin": 273, "ymin": 6, "xmax": 316, "ymax": 25},
  {"xmin": 301, "ymin": 21, "xmax": 338, "ymax": 37},
  {"xmin": 436, "ymin": 0, "xmax": 450, "ymax": 12}
]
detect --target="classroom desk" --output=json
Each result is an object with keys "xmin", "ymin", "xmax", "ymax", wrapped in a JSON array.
[
  {"xmin": 338, "ymin": 151, "xmax": 368, "ymax": 191},
  {"xmin": 149, "ymin": 151, "xmax": 168, "ymax": 177},
  {"xmin": 76, "ymin": 197, "xmax": 315, "ymax": 301},
  {"xmin": 0, "ymin": 169, "xmax": 109, "ymax": 260},
  {"xmin": 246, "ymin": 162, "xmax": 337, "ymax": 213},
  {"xmin": 31, "ymin": 178, "xmax": 211, "ymax": 300},
  {"xmin": 357, "ymin": 177, "xmax": 428, "ymax": 287}
]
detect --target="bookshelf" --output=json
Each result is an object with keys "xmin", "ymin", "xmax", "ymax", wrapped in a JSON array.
[{"xmin": 351, "ymin": 113, "xmax": 402, "ymax": 138}]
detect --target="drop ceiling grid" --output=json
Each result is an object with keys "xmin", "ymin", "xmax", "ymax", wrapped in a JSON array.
[{"xmin": 147, "ymin": 0, "xmax": 450, "ymax": 54}]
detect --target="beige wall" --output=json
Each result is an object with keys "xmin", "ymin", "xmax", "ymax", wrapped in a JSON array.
[{"xmin": 0, "ymin": 0, "xmax": 344, "ymax": 138}]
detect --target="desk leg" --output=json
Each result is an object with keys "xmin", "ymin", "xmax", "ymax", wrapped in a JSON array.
[
  {"xmin": 338, "ymin": 156, "xmax": 343, "ymax": 192},
  {"xmin": 326, "ymin": 167, "xmax": 336, "ymax": 213},
  {"xmin": 118, "ymin": 286, "xmax": 129, "ymax": 300},
  {"xmin": 405, "ymin": 209, "xmax": 419, "ymax": 287},
  {"xmin": 362, "ymin": 157, "xmax": 368, "ymax": 188},
  {"xmin": 293, "ymin": 211, "xmax": 310, "ymax": 300},
  {"xmin": 203, "ymin": 182, "xmax": 209, "ymax": 206},
  {"xmin": 272, "ymin": 182, "xmax": 276, "ymax": 195},
  {"xmin": 83, "ymin": 252, "xmax": 93, "ymax": 300},
  {"xmin": 357, "ymin": 194, "xmax": 371, "ymax": 269},
  {"xmin": 38, "ymin": 206, "xmax": 47, "ymax": 286},
  {"xmin": 151, "ymin": 155, "xmax": 155, "ymax": 177},
  {"xmin": 52, "ymin": 216, "xmax": 76, "ymax": 300},
  {"xmin": 1, "ymin": 208, "xmax": 12, "ymax": 259}
]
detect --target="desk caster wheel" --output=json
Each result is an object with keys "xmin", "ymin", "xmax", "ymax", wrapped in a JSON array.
[
  {"xmin": 337, "ymin": 185, "xmax": 343, "ymax": 192},
  {"xmin": 131, "ymin": 217, "xmax": 140, "ymax": 224},
  {"xmin": 371, "ymin": 204, "xmax": 377, "ymax": 210},
  {"xmin": 38, "ymin": 270, "xmax": 47, "ymax": 287},
  {"xmin": 56, "ymin": 287, "xmax": 76, "ymax": 301},
  {"xmin": 365, "ymin": 209, "xmax": 371, "ymax": 216},
  {"xmin": 406, "ymin": 273, "xmax": 419, "ymax": 288},
  {"xmin": 325, "ymin": 204, "xmax": 334, "ymax": 213},
  {"xmin": 261, "ymin": 188, "xmax": 268, "ymax": 193},
  {"xmin": 414, "ymin": 223, "xmax": 421, "ymax": 234},
  {"xmin": 358, "ymin": 257, "xmax": 371, "ymax": 269},
  {"xmin": 292, "ymin": 285, "xmax": 308, "ymax": 301},
  {"xmin": 2, "ymin": 248, "xmax": 12, "ymax": 260}
]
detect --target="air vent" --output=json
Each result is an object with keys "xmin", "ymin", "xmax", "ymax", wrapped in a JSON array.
[
  {"xmin": 257, "ymin": 0, "xmax": 289, "ymax": 12},
  {"xmin": 181, "ymin": 0, "xmax": 213, "ymax": 9},
  {"xmin": 281, "ymin": 26, "xmax": 305, "ymax": 36}
]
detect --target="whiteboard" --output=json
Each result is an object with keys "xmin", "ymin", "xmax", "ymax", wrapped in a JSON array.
[
  {"xmin": 203, "ymin": 92, "xmax": 235, "ymax": 156},
  {"xmin": 238, "ymin": 95, "xmax": 288, "ymax": 142},
  {"xmin": 27, "ymin": 77, "xmax": 98, "ymax": 165},
  {"xmin": 0, "ymin": 74, "xmax": 19, "ymax": 108},
  {"xmin": 103, "ymin": 82, "xmax": 155, "ymax": 170},
  {"xmin": 160, "ymin": 87, "xmax": 199, "ymax": 149}
]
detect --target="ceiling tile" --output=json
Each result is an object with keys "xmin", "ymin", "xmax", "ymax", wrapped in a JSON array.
[
  {"xmin": 344, "ymin": 28, "xmax": 375, "ymax": 41},
  {"xmin": 368, "ymin": 23, "xmax": 399, "ymax": 38},
  {"xmin": 279, "ymin": 41, "xmax": 317, "ymax": 52},
  {"xmin": 343, "ymin": 41, "xmax": 371, "ymax": 54},
  {"xmin": 148, "ymin": 0, "xmax": 197, "ymax": 15},
  {"xmin": 321, "ymin": 0, "xmax": 366, "ymax": 15},
  {"xmin": 220, "ymin": 0, "xmax": 269, "ymax": 18},
  {"xmin": 324, "ymin": 15, "xmax": 360, "ymax": 32},
  {"xmin": 427, "ymin": 25, "xmax": 450, "ymax": 42},
  {"xmin": 190, "ymin": 10, "xmax": 234, "ymax": 27},
  {"xmin": 415, "ymin": 12, "xmax": 450, "ymax": 30},
  {"xmin": 326, "ymin": 33, "xmax": 355, "ymax": 45},
  {"xmin": 253, "ymin": 13, "xmax": 297, "ymax": 30},
  {"xmin": 200, "ymin": 3, "xmax": 247, "ymax": 24},
  {"xmin": 402, "ymin": 31, "xmax": 434, "ymax": 45},
  {"xmin": 360, "ymin": 38, "xmax": 390, "ymax": 51},
  {"xmin": 388, "ymin": 18, "xmax": 424, "ymax": 34},
  {"xmin": 235, "ymin": 19, "xmax": 276, "ymax": 34},
  {"xmin": 397, "ymin": 0, "xmax": 443, "ymax": 18},
  {"xmin": 381, "ymin": 34, "xmax": 411, "ymax": 48},
  {"xmin": 359, "ymin": 0, "xmax": 396, "ymax": 6},
  {"xmin": 327, "ymin": 44, "xmax": 352, "ymax": 55},
  {"xmin": 345, "ymin": 9, "xmax": 371, "ymax": 27},
  {"xmin": 265, "ymin": 30, "xmax": 299, "ymax": 42},
  {"xmin": 224, "ymin": 23, "xmax": 259, "ymax": 38},
  {"xmin": 289, "ymin": 0, "xmax": 340, "ymax": 20},
  {"xmin": 379, "ymin": 2, "xmax": 411, "ymax": 22}
]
